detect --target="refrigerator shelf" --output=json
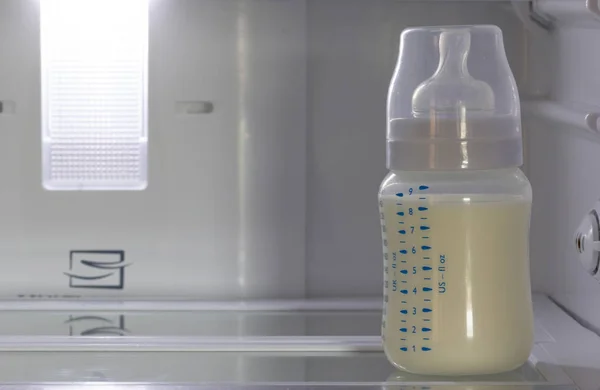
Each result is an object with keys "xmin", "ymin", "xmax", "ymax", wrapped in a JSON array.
[
  {"xmin": 0, "ymin": 294, "xmax": 580, "ymax": 388},
  {"xmin": 0, "ymin": 348, "xmax": 574, "ymax": 389}
]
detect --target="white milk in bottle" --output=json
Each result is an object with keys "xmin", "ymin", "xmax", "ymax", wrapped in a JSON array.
[{"xmin": 379, "ymin": 26, "xmax": 533, "ymax": 375}]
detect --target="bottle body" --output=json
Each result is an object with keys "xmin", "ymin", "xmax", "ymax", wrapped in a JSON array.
[{"xmin": 378, "ymin": 168, "xmax": 533, "ymax": 375}]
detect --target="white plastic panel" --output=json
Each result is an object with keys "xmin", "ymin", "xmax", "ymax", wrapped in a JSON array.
[
  {"xmin": 0, "ymin": 0, "xmax": 536, "ymax": 300},
  {"xmin": 0, "ymin": 0, "xmax": 306, "ymax": 299},
  {"xmin": 41, "ymin": 0, "xmax": 149, "ymax": 190}
]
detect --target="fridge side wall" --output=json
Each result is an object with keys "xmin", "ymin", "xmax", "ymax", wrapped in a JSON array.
[{"xmin": 528, "ymin": 25, "xmax": 600, "ymax": 332}]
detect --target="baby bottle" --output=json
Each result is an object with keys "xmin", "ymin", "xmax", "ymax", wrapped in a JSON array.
[{"xmin": 378, "ymin": 25, "xmax": 533, "ymax": 375}]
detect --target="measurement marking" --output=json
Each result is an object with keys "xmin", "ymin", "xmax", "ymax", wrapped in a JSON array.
[
  {"xmin": 402, "ymin": 280, "xmax": 407, "ymax": 283},
  {"xmin": 399, "ymin": 222, "xmax": 404, "ymax": 225},
  {"xmin": 396, "ymin": 193, "xmax": 404, "ymax": 198},
  {"xmin": 401, "ymin": 320, "xmax": 407, "ymax": 323},
  {"xmin": 401, "ymin": 347, "xmax": 408, "ymax": 352},
  {"xmin": 423, "ymin": 237, "xmax": 430, "ymax": 239},
  {"xmin": 423, "ymin": 287, "xmax": 433, "ymax": 292},
  {"xmin": 418, "ymin": 207, "xmax": 428, "ymax": 211},
  {"xmin": 423, "ymin": 338, "xmax": 430, "ymax": 341},
  {"xmin": 400, "ymin": 290, "xmax": 408, "ymax": 295},
  {"xmin": 419, "ymin": 197, "xmax": 426, "ymax": 200},
  {"xmin": 420, "ymin": 226, "xmax": 430, "ymax": 231},
  {"xmin": 400, "ymin": 270, "xmax": 408, "ymax": 275},
  {"xmin": 400, "ymin": 310, "xmax": 408, "ymax": 315},
  {"xmin": 421, "ymin": 246, "xmax": 431, "ymax": 251},
  {"xmin": 396, "ymin": 203, "xmax": 403, "ymax": 206},
  {"xmin": 422, "ymin": 327, "xmax": 432, "ymax": 332},
  {"xmin": 423, "ymin": 266, "xmax": 432, "ymax": 271},
  {"xmin": 401, "ymin": 301, "xmax": 407, "ymax": 304},
  {"xmin": 424, "ymin": 277, "xmax": 431, "ymax": 280},
  {"xmin": 423, "ymin": 308, "xmax": 432, "ymax": 313},
  {"xmin": 400, "ymin": 249, "xmax": 407, "ymax": 254},
  {"xmin": 400, "ymin": 328, "xmax": 408, "ymax": 333},
  {"xmin": 419, "ymin": 186, "xmax": 429, "ymax": 191},
  {"xmin": 399, "ymin": 231, "xmax": 406, "ymax": 235},
  {"xmin": 401, "ymin": 260, "xmax": 407, "ymax": 263},
  {"xmin": 424, "ymin": 257, "xmax": 430, "ymax": 260},
  {"xmin": 397, "ymin": 212, "xmax": 405, "ymax": 216},
  {"xmin": 422, "ymin": 347, "xmax": 432, "ymax": 352},
  {"xmin": 401, "ymin": 338, "xmax": 407, "ymax": 341},
  {"xmin": 421, "ymin": 217, "xmax": 428, "ymax": 220},
  {"xmin": 400, "ymin": 241, "xmax": 406, "ymax": 243},
  {"xmin": 424, "ymin": 299, "xmax": 431, "ymax": 302},
  {"xmin": 423, "ymin": 319, "xmax": 431, "ymax": 322}
]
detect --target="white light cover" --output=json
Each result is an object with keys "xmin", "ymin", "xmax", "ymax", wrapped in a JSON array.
[{"xmin": 41, "ymin": 0, "xmax": 149, "ymax": 190}]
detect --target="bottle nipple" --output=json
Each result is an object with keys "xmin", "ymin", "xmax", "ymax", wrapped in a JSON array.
[{"xmin": 412, "ymin": 29, "xmax": 495, "ymax": 118}]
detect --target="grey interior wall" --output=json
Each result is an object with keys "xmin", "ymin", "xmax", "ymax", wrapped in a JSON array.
[
  {"xmin": 0, "ymin": 0, "xmax": 528, "ymax": 299},
  {"xmin": 0, "ymin": 0, "xmax": 307, "ymax": 299}
]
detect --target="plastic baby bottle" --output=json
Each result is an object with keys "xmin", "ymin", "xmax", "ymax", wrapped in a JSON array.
[{"xmin": 378, "ymin": 25, "xmax": 533, "ymax": 375}]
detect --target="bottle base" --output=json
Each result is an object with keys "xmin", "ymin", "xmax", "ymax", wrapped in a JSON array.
[{"xmin": 384, "ymin": 346, "xmax": 531, "ymax": 376}]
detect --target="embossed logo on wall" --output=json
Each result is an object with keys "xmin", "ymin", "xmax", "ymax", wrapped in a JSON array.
[{"xmin": 65, "ymin": 250, "xmax": 131, "ymax": 289}]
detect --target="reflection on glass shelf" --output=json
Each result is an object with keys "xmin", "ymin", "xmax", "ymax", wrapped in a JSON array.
[
  {"xmin": 0, "ymin": 310, "xmax": 380, "ymax": 337},
  {"xmin": 0, "ymin": 351, "xmax": 572, "ymax": 387},
  {"xmin": 0, "ymin": 310, "xmax": 384, "ymax": 351}
]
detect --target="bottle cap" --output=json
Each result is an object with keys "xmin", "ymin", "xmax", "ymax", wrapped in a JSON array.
[{"xmin": 387, "ymin": 25, "xmax": 522, "ymax": 171}]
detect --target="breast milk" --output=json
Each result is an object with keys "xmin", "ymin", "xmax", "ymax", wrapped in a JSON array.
[{"xmin": 379, "ymin": 195, "xmax": 533, "ymax": 375}]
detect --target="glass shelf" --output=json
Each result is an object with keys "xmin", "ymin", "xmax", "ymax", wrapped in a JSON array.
[
  {"xmin": 0, "ymin": 350, "xmax": 574, "ymax": 388},
  {"xmin": 0, "ymin": 294, "xmax": 577, "ymax": 388},
  {"xmin": 0, "ymin": 296, "xmax": 556, "ymax": 347}
]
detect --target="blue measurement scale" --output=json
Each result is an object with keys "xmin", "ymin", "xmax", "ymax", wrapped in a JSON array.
[{"xmin": 395, "ymin": 185, "xmax": 432, "ymax": 353}]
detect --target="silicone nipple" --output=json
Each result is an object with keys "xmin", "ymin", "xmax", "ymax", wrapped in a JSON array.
[{"xmin": 412, "ymin": 29, "xmax": 495, "ymax": 118}]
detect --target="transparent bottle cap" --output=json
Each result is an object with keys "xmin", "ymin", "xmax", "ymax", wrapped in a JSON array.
[{"xmin": 387, "ymin": 25, "xmax": 522, "ymax": 171}]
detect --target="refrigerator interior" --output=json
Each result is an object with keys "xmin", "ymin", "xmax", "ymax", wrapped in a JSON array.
[{"xmin": 1, "ymin": 0, "xmax": 600, "ymax": 388}]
